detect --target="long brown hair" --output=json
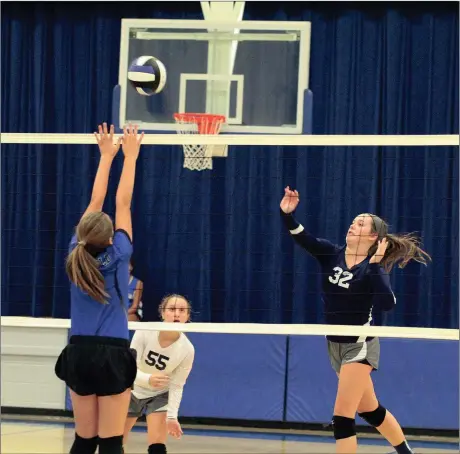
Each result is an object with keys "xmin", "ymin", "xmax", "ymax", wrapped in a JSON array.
[
  {"xmin": 65, "ymin": 212, "xmax": 114, "ymax": 304},
  {"xmin": 366, "ymin": 214, "xmax": 432, "ymax": 272}
]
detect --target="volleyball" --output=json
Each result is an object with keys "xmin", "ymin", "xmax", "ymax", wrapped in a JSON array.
[{"xmin": 127, "ymin": 55, "xmax": 167, "ymax": 96}]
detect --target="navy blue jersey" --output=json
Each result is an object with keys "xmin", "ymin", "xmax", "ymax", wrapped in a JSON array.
[
  {"xmin": 282, "ymin": 211, "xmax": 396, "ymax": 343},
  {"xmin": 69, "ymin": 229, "xmax": 133, "ymax": 340}
]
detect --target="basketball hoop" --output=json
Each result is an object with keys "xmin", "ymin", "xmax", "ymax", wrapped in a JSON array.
[{"xmin": 173, "ymin": 113, "xmax": 227, "ymax": 171}]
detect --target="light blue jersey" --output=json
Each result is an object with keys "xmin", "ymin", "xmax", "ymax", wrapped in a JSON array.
[{"xmin": 69, "ymin": 229, "xmax": 133, "ymax": 339}]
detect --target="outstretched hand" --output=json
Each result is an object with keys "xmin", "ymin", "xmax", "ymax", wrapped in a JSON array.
[
  {"xmin": 121, "ymin": 123, "xmax": 144, "ymax": 159},
  {"xmin": 94, "ymin": 123, "xmax": 121, "ymax": 159},
  {"xmin": 280, "ymin": 186, "xmax": 300, "ymax": 214},
  {"xmin": 369, "ymin": 238, "xmax": 389, "ymax": 264}
]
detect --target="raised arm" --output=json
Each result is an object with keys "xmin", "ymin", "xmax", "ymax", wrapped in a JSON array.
[
  {"xmin": 80, "ymin": 123, "xmax": 121, "ymax": 220},
  {"xmin": 115, "ymin": 124, "xmax": 144, "ymax": 241},
  {"xmin": 280, "ymin": 186, "xmax": 338, "ymax": 262}
]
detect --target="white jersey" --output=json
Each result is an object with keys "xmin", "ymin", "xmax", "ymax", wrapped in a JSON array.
[{"xmin": 130, "ymin": 329, "xmax": 195, "ymax": 419}]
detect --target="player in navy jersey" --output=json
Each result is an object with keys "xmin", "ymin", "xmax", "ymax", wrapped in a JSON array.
[
  {"xmin": 55, "ymin": 123, "xmax": 144, "ymax": 454},
  {"xmin": 280, "ymin": 186, "xmax": 431, "ymax": 454}
]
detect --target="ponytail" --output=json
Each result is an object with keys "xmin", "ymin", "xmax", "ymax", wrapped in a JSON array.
[
  {"xmin": 65, "ymin": 244, "xmax": 109, "ymax": 304},
  {"xmin": 370, "ymin": 232, "xmax": 432, "ymax": 272}
]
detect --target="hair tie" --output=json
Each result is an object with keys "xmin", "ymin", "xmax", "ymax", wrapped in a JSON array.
[{"xmin": 77, "ymin": 241, "xmax": 86, "ymax": 247}]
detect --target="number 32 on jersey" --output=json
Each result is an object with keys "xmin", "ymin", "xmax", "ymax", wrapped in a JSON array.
[{"xmin": 328, "ymin": 267, "xmax": 353, "ymax": 289}]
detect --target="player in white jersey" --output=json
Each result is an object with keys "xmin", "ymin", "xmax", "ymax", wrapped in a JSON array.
[{"xmin": 123, "ymin": 294, "xmax": 194, "ymax": 454}]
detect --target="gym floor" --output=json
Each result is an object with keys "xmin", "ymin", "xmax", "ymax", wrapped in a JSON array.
[{"xmin": 1, "ymin": 420, "xmax": 458, "ymax": 453}]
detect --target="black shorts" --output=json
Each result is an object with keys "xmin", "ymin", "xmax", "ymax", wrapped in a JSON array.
[{"xmin": 55, "ymin": 335, "xmax": 137, "ymax": 397}]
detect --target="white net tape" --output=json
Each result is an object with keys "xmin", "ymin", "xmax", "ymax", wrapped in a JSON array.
[
  {"xmin": 173, "ymin": 113, "xmax": 227, "ymax": 171},
  {"xmin": 1, "ymin": 133, "xmax": 458, "ymax": 146},
  {"xmin": 1, "ymin": 317, "xmax": 458, "ymax": 340}
]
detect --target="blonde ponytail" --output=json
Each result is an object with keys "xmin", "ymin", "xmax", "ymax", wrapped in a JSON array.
[
  {"xmin": 66, "ymin": 211, "xmax": 114, "ymax": 304},
  {"xmin": 65, "ymin": 244, "xmax": 109, "ymax": 304}
]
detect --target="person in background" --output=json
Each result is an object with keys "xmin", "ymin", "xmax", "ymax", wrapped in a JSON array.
[{"xmin": 128, "ymin": 258, "xmax": 144, "ymax": 322}]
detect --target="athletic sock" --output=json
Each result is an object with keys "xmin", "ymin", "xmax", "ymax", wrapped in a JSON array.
[
  {"xmin": 98, "ymin": 435, "xmax": 123, "ymax": 454},
  {"xmin": 148, "ymin": 443, "xmax": 167, "ymax": 454},
  {"xmin": 69, "ymin": 433, "xmax": 98, "ymax": 454},
  {"xmin": 393, "ymin": 440, "xmax": 413, "ymax": 454}
]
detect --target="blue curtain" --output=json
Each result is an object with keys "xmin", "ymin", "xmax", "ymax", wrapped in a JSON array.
[{"xmin": 2, "ymin": 2, "xmax": 458, "ymax": 328}]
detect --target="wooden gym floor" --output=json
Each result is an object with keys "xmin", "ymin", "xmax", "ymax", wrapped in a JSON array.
[{"xmin": 1, "ymin": 419, "xmax": 458, "ymax": 453}]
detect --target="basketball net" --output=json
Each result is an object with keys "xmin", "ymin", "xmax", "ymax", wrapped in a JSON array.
[{"xmin": 173, "ymin": 113, "xmax": 226, "ymax": 171}]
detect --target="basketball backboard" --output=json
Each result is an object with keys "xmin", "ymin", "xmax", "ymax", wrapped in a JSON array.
[{"xmin": 116, "ymin": 18, "xmax": 312, "ymax": 135}]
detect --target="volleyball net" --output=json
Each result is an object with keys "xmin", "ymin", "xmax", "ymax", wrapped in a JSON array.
[
  {"xmin": 2, "ymin": 132, "xmax": 458, "ymax": 325},
  {"xmin": 2, "ymin": 132, "xmax": 459, "ymax": 433}
]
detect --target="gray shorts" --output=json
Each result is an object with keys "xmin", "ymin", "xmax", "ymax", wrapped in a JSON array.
[
  {"xmin": 128, "ymin": 392, "xmax": 169, "ymax": 418},
  {"xmin": 327, "ymin": 337, "xmax": 380, "ymax": 373}
]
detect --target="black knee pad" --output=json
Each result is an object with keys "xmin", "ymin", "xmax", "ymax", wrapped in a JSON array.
[
  {"xmin": 358, "ymin": 403, "xmax": 387, "ymax": 427},
  {"xmin": 148, "ymin": 443, "xmax": 167, "ymax": 454},
  {"xmin": 70, "ymin": 433, "xmax": 98, "ymax": 454},
  {"xmin": 332, "ymin": 415, "xmax": 356, "ymax": 440},
  {"xmin": 98, "ymin": 435, "xmax": 123, "ymax": 454}
]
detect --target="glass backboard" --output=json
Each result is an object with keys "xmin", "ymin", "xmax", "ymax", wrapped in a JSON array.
[{"xmin": 118, "ymin": 19, "xmax": 311, "ymax": 134}]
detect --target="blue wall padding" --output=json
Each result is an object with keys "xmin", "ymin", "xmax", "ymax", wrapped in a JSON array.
[
  {"xmin": 285, "ymin": 336, "xmax": 459, "ymax": 430},
  {"xmin": 372, "ymin": 338, "xmax": 459, "ymax": 430},
  {"xmin": 180, "ymin": 333, "xmax": 287, "ymax": 421},
  {"xmin": 65, "ymin": 332, "xmax": 458, "ymax": 430},
  {"xmin": 285, "ymin": 335, "xmax": 337, "ymax": 424}
]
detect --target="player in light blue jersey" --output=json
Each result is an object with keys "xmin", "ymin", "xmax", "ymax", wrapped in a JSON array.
[{"xmin": 55, "ymin": 123, "xmax": 144, "ymax": 454}]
